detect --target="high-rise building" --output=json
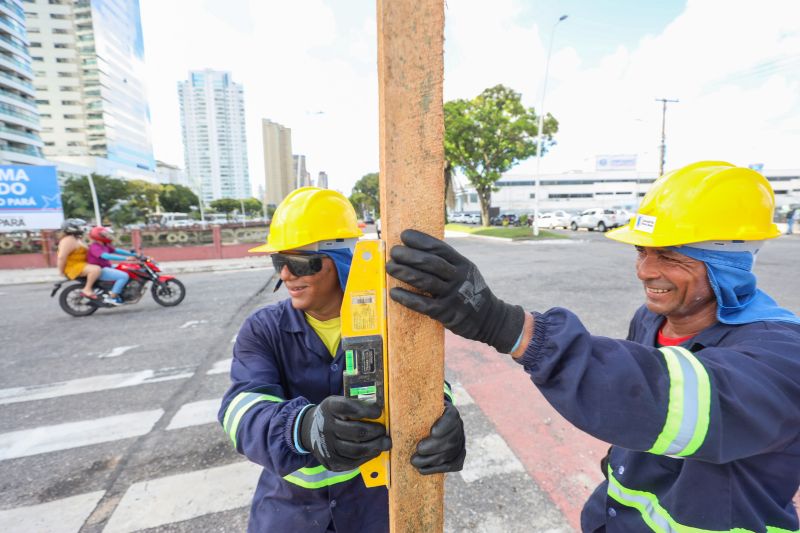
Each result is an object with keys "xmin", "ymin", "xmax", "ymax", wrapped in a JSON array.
[
  {"xmin": 293, "ymin": 154, "xmax": 310, "ymax": 188},
  {"xmin": 24, "ymin": 0, "xmax": 155, "ymax": 175},
  {"xmin": 155, "ymin": 160, "xmax": 189, "ymax": 188},
  {"xmin": 317, "ymin": 171, "xmax": 328, "ymax": 189},
  {"xmin": 261, "ymin": 118, "xmax": 293, "ymax": 208},
  {"xmin": 0, "ymin": 0, "xmax": 45, "ymax": 165},
  {"xmin": 179, "ymin": 70, "xmax": 250, "ymax": 203}
]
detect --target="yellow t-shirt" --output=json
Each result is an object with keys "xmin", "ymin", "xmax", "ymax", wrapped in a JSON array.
[{"xmin": 305, "ymin": 314, "xmax": 341, "ymax": 357}]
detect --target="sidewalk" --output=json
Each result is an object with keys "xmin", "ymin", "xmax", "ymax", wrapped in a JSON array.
[{"xmin": 0, "ymin": 256, "xmax": 271, "ymax": 286}]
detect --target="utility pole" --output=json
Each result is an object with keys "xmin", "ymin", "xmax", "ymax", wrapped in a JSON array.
[{"xmin": 655, "ymin": 98, "xmax": 679, "ymax": 176}]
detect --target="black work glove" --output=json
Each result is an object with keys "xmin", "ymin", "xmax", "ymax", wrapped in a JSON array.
[
  {"xmin": 299, "ymin": 396, "xmax": 391, "ymax": 472},
  {"xmin": 412, "ymin": 403, "xmax": 466, "ymax": 474},
  {"xmin": 386, "ymin": 229, "xmax": 526, "ymax": 354}
]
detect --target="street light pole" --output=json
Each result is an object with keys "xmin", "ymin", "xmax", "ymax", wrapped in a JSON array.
[
  {"xmin": 655, "ymin": 97, "xmax": 679, "ymax": 176},
  {"xmin": 533, "ymin": 14, "xmax": 567, "ymax": 236},
  {"xmin": 86, "ymin": 173, "xmax": 102, "ymax": 226}
]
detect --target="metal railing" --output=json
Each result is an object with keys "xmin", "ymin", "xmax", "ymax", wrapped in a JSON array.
[
  {"xmin": 0, "ymin": 143, "xmax": 43, "ymax": 157},
  {"xmin": 0, "ymin": 102, "xmax": 38, "ymax": 124},
  {"xmin": 0, "ymin": 124, "xmax": 39, "ymax": 140},
  {"xmin": 0, "ymin": 0, "xmax": 26, "ymax": 21},
  {"xmin": 0, "ymin": 86, "xmax": 34, "ymax": 107}
]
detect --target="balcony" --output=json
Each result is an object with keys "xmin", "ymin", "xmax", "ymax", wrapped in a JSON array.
[
  {"xmin": 0, "ymin": 124, "xmax": 41, "ymax": 144},
  {"xmin": 0, "ymin": 101, "xmax": 38, "ymax": 128},
  {"xmin": 0, "ymin": 0, "xmax": 25, "ymax": 21},
  {"xmin": 0, "ymin": 52, "xmax": 31, "ymax": 75},
  {"xmin": 0, "ymin": 86, "xmax": 34, "ymax": 111},
  {"xmin": 0, "ymin": 68, "xmax": 33, "ymax": 95},
  {"xmin": 0, "ymin": 143, "xmax": 45, "ymax": 165}
]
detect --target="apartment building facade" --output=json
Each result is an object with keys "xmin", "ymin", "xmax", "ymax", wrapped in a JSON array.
[
  {"xmin": 261, "ymin": 118, "xmax": 292, "ymax": 208},
  {"xmin": 179, "ymin": 69, "xmax": 250, "ymax": 203}
]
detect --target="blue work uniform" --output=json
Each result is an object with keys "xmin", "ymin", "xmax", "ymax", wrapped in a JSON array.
[
  {"xmin": 219, "ymin": 299, "xmax": 455, "ymax": 532},
  {"xmin": 517, "ymin": 306, "xmax": 800, "ymax": 532}
]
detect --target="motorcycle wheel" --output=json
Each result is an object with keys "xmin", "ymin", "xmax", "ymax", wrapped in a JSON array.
[
  {"xmin": 59, "ymin": 283, "xmax": 100, "ymax": 317},
  {"xmin": 151, "ymin": 279, "xmax": 186, "ymax": 307}
]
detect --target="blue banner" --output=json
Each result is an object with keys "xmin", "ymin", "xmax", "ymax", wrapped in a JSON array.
[{"xmin": 0, "ymin": 165, "xmax": 64, "ymax": 231}]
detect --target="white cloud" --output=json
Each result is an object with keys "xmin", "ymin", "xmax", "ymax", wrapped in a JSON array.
[{"xmin": 141, "ymin": 0, "xmax": 800, "ymax": 200}]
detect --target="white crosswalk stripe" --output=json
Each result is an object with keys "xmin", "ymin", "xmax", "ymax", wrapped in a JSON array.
[
  {"xmin": 0, "ymin": 410, "xmax": 163, "ymax": 461},
  {"xmin": 0, "ymin": 491, "xmax": 105, "ymax": 533},
  {"xmin": 103, "ymin": 462, "xmax": 260, "ymax": 533},
  {"xmin": 166, "ymin": 398, "xmax": 220, "ymax": 430},
  {"xmin": 0, "ymin": 366, "xmax": 195, "ymax": 405}
]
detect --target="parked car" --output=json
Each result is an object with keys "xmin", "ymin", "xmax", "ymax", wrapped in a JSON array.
[
  {"xmin": 490, "ymin": 213, "xmax": 520, "ymax": 226},
  {"xmin": 463, "ymin": 213, "xmax": 481, "ymax": 224},
  {"xmin": 614, "ymin": 209, "xmax": 633, "ymax": 225},
  {"xmin": 536, "ymin": 210, "xmax": 571, "ymax": 229},
  {"xmin": 449, "ymin": 212, "xmax": 465, "ymax": 223},
  {"xmin": 569, "ymin": 208, "xmax": 620, "ymax": 232}
]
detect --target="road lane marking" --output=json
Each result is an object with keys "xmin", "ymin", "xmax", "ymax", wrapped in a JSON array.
[
  {"xmin": 0, "ymin": 490, "xmax": 105, "ymax": 533},
  {"xmin": 98, "ymin": 345, "xmax": 139, "ymax": 359},
  {"xmin": 0, "ymin": 410, "xmax": 163, "ymax": 461},
  {"xmin": 166, "ymin": 399, "xmax": 220, "ymax": 430},
  {"xmin": 459, "ymin": 433, "xmax": 525, "ymax": 483},
  {"xmin": 179, "ymin": 320, "xmax": 207, "ymax": 329},
  {"xmin": 103, "ymin": 461, "xmax": 260, "ymax": 533},
  {"xmin": 0, "ymin": 366, "xmax": 195, "ymax": 405},
  {"xmin": 206, "ymin": 359, "xmax": 231, "ymax": 375}
]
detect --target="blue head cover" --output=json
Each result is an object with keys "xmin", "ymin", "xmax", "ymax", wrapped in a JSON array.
[{"xmin": 669, "ymin": 245, "xmax": 800, "ymax": 325}]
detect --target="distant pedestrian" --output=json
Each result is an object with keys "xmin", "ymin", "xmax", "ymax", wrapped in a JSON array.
[{"xmin": 787, "ymin": 207, "xmax": 797, "ymax": 235}]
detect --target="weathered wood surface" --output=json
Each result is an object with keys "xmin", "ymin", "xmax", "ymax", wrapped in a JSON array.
[{"xmin": 377, "ymin": 0, "xmax": 446, "ymax": 531}]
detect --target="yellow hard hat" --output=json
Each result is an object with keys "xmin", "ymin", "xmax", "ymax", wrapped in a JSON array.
[
  {"xmin": 606, "ymin": 161, "xmax": 781, "ymax": 247},
  {"xmin": 249, "ymin": 187, "xmax": 363, "ymax": 253}
]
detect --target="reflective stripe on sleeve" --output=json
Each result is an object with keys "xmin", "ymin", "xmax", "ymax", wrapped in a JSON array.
[
  {"xmin": 222, "ymin": 391, "xmax": 283, "ymax": 448},
  {"xmin": 283, "ymin": 465, "xmax": 360, "ymax": 489},
  {"xmin": 608, "ymin": 468, "xmax": 799, "ymax": 533},
  {"xmin": 648, "ymin": 346, "xmax": 711, "ymax": 457},
  {"xmin": 444, "ymin": 382, "xmax": 454, "ymax": 403}
]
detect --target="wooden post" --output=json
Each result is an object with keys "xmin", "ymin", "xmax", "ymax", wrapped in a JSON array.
[{"xmin": 377, "ymin": 1, "xmax": 446, "ymax": 531}]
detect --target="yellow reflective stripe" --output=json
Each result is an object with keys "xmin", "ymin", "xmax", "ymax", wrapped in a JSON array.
[
  {"xmin": 283, "ymin": 466, "xmax": 360, "ymax": 489},
  {"xmin": 608, "ymin": 468, "xmax": 798, "ymax": 532},
  {"xmin": 444, "ymin": 383, "xmax": 454, "ymax": 402},
  {"xmin": 649, "ymin": 347, "xmax": 711, "ymax": 457},
  {"xmin": 222, "ymin": 392, "xmax": 283, "ymax": 448}
]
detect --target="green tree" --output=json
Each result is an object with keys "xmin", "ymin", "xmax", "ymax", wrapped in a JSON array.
[
  {"xmin": 61, "ymin": 174, "xmax": 129, "ymax": 224},
  {"xmin": 107, "ymin": 180, "xmax": 162, "ymax": 227},
  {"xmin": 444, "ymin": 84, "xmax": 558, "ymax": 226},
  {"xmin": 159, "ymin": 184, "xmax": 199, "ymax": 213},
  {"xmin": 242, "ymin": 197, "xmax": 263, "ymax": 217},
  {"xmin": 209, "ymin": 198, "xmax": 240, "ymax": 217},
  {"xmin": 349, "ymin": 172, "xmax": 379, "ymax": 218}
]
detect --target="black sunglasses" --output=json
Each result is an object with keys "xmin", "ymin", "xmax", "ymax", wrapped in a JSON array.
[{"xmin": 271, "ymin": 253, "xmax": 324, "ymax": 277}]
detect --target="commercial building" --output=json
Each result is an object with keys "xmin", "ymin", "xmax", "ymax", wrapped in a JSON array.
[
  {"xmin": 316, "ymin": 170, "xmax": 328, "ymax": 189},
  {"xmin": 24, "ymin": 0, "xmax": 155, "ymax": 177},
  {"xmin": 155, "ymin": 160, "xmax": 189, "ymax": 188},
  {"xmin": 179, "ymin": 69, "xmax": 250, "ymax": 203},
  {"xmin": 455, "ymin": 168, "xmax": 800, "ymax": 215},
  {"xmin": 0, "ymin": 0, "xmax": 45, "ymax": 165},
  {"xmin": 293, "ymin": 154, "xmax": 310, "ymax": 188},
  {"xmin": 261, "ymin": 118, "xmax": 292, "ymax": 208}
]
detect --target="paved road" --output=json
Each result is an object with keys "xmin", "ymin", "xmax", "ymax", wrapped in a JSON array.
[{"xmin": 1, "ymin": 231, "xmax": 798, "ymax": 532}]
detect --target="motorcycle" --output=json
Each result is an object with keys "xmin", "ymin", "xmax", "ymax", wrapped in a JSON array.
[{"xmin": 51, "ymin": 254, "xmax": 186, "ymax": 317}]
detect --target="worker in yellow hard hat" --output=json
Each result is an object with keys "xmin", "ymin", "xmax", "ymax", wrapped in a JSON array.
[
  {"xmin": 385, "ymin": 162, "xmax": 800, "ymax": 532},
  {"xmin": 218, "ymin": 187, "xmax": 465, "ymax": 533}
]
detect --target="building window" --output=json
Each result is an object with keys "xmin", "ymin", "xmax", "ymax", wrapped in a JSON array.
[
  {"xmin": 54, "ymin": 43, "xmax": 71, "ymax": 49},
  {"xmin": 35, "ymin": 99, "xmax": 49, "ymax": 105},
  {"xmin": 59, "ymin": 86, "xmax": 77, "ymax": 91},
  {"xmin": 57, "ymin": 72, "xmax": 76, "ymax": 77},
  {"xmin": 61, "ymin": 100, "xmax": 80, "ymax": 105},
  {"xmin": 65, "ymin": 127, "xmax": 81, "ymax": 133},
  {"xmin": 29, "ymin": 42, "xmax": 41, "ymax": 47},
  {"xmin": 44, "ymin": 141, "xmax": 55, "ymax": 146},
  {"xmin": 64, "ymin": 114, "xmax": 81, "ymax": 119},
  {"xmin": 53, "ymin": 29, "xmax": 70, "ymax": 34},
  {"xmin": 50, "ymin": 13, "xmax": 69, "ymax": 19},
  {"xmin": 27, "ymin": 28, "xmax": 40, "ymax": 33},
  {"xmin": 31, "ymin": 57, "xmax": 43, "ymax": 61},
  {"xmin": 56, "ymin": 58, "xmax": 74, "ymax": 63}
]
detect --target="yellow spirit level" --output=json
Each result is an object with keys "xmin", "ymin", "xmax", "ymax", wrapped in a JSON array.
[{"xmin": 340, "ymin": 239, "xmax": 390, "ymax": 488}]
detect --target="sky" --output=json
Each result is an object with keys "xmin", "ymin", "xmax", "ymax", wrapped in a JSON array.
[{"xmin": 140, "ymin": 0, "xmax": 800, "ymax": 197}]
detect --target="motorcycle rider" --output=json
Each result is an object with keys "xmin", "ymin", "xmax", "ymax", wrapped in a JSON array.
[
  {"xmin": 87, "ymin": 226, "xmax": 138, "ymax": 305},
  {"xmin": 56, "ymin": 218, "xmax": 103, "ymax": 301}
]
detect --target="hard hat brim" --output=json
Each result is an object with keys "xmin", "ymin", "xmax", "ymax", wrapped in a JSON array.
[{"xmin": 248, "ymin": 243, "xmax": 279, "ymax": 253}]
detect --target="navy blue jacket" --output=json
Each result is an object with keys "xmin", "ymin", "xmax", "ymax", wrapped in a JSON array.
[
  {"xmin": 517, "ymin": 306, "xmax": 800, "ymax": 532},
  {"xmin": 218, "ymin": 299, "xmax": 388, "ymax": 533}
]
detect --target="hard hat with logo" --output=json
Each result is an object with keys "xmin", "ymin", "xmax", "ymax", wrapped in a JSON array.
[
  {"xmin": 249, "ymin": 187, "xmax": 364, "ymax": 253},
  {"xmin": 606, "ymin": 161, "xmax": 781, "ymax": 247}
]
